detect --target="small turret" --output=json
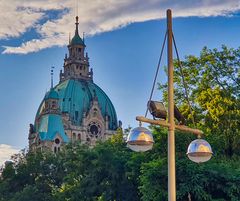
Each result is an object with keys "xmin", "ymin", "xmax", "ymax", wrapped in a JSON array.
[{"xmin": 41, "ymin": 88, "xmax": 60, "ymax": 115}]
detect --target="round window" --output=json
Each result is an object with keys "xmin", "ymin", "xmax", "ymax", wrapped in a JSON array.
[
  {"xmin": 87, "ymin": 121, "xmax": 101, "ymax": 137},
  {"xmin": 55, "ymin": 138, "xmax": 60, "ymax": 144}
]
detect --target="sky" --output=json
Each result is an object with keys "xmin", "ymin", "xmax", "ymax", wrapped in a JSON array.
[{"xmin": 0, "ymin": 0, "xmax": 240, "ymax": 165}]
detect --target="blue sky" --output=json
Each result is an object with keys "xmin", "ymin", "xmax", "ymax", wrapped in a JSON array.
[{"xmin": 0, "ymin": 0, "xmax": 240, "ymax": 164}]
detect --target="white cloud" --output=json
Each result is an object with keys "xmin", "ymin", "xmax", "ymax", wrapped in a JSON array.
[
  {"xmin": 1, "ymin": 0, "xmax": 240, "ymax": 54},
  {"xmin": 0, "ymin": 144, "xmax": 20, "ymax": 166}
]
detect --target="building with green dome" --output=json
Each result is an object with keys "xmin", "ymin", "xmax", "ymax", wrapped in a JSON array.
[{"xmin": 28, "ymin": 16, "xmax": 119, "ymax": 152}]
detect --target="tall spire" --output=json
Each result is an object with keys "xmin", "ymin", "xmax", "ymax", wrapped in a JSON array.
[
  {"xmin": 75, "ymin": 16, "xmax": 79, "ymax": 36},
  {"xmin": 70, "ymin": 16, "xmax": 85, "ymax": 46}
]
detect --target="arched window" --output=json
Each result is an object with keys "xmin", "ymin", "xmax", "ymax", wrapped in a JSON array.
[
  {"xmin": 78, "ymin": 134, "xmax": 81, "ymax": 140},
  {"xmin": 73, "ymin": 133, "xmax": 76, "ymax": 141},
  {"xmin": 93, "ymin": 108, "xmax": 97, "ymax": 117},
  {"xmin": 52, "ymin": 101, "xmax": 56, "ymax": 108},
  {"xmin": 54, "ymin": 147, "xmax": 57, "ymax": 153}
]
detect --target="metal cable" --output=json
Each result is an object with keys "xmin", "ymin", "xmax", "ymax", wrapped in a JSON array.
[
  {"xmin": 172, "ymin": 32, "xmax": 196, "ymax": 126},
  {"xmin": 144, "ymin": 30, "xmax": 167, "ymax": 117}
]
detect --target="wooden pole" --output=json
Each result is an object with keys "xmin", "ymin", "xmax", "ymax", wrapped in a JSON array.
[{"xmin": 167, "ymin": 9, "xmax": 176, "ymax": 201}]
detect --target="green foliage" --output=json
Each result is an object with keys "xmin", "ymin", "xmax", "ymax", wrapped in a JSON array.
[
  {"xmin": 139, "ymin": 159, "xmax": 168, "ymax": 201},
  {"xmin": 0, "ymin": 46, "xmax": 239, "ymax": 200},
  {"xmin": 1, "ymin": 128, "xmax": 240, "ymax": 200},
  {"xmin": 160, "ymin": 45, "xmax": 240, "ymax": 157}
]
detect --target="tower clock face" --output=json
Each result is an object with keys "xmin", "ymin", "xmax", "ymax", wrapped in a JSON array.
[{"xmin": 87, "ymin": 121, "xmax": 101, "ymax": 138}]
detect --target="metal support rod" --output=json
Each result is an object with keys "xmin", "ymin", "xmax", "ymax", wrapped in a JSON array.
[
  {"xmin": 136, "ymin": 116, "xmax": 203, "ymax": 136},
  {"xmin": 167, "ymin": 9, "xmax": 176, "ymax": 201}
]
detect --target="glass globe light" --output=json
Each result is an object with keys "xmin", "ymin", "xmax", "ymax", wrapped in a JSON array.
[
  {"xmin": 187, "ymin": 139, "xmax": 213, "ymax": 163},
  {"xmin": 126, "ymin": 126, "xmax": 154, "ymax": 152}
]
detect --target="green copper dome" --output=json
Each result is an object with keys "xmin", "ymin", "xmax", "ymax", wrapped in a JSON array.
[
  {"xmin": 36, "ymin": 79, "xmax": 118, "ymax": 130},
  {"xmin": 38, "ymin": 114, "xmax": 69, "ymax": 142},
  {"xmin": 71, "ymin": 34, "xmax": 85, "ymax": 46}
]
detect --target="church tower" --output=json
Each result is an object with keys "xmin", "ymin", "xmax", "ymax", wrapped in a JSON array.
[
  {"xmin": 29, "ymin": 16, "xmax": 118, "ymax": 152},
  {"xmin": 60, "ymin": 16, "xmax": 92, "ymax": 82}
]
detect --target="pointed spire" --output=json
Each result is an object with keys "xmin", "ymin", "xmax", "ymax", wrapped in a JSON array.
[
  {"xmin": 70, "ymin": 16, "xmax": 85, "ymax": 46},
  {"xmin": 75, "ymin": 16, "xmax": 79, "ymax": 36}
]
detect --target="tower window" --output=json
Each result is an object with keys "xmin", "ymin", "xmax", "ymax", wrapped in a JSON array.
[
  {"xmin": 73, "ymin": 133, "xmax": 76, "ymax": 141},
  {"xmin": 52, "ymin": 101, "xmax": 56, "ymax": 108},
  {"xmin": 78, "ymin": 48, "xmax": 81, "ymax": 52}
]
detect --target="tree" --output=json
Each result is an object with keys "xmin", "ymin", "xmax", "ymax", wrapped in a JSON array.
[
  {"xmin": 1, "ymin": 46, "xmax": 239, "ymax": 201},
  {"xmin": 53, "ymin": 131, "xmax": 143, "ymax": 201},
  {"xmin": 160, "ymin": 45, "xmax": 240, "ymax": 156}
]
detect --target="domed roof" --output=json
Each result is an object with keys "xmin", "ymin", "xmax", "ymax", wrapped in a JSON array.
[
  {"xmin": 36, "ymin": 79, "xmax": 118, "ymax": 130},
  {"xmin": 71, "ymin": 34, "xmax": 85, "ymax": 46},
  {"xmin": 38, "ymin": 114, "xmax": 69, "ymax": 142},
  {"xmin": 44, "ymin": 88, "xmax": 59, "ymax": 100}
]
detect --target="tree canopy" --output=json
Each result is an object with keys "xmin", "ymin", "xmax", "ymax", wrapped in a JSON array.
[{"xmin": 0, "ymin": 46, "xmax": 239, "ymax": 201}]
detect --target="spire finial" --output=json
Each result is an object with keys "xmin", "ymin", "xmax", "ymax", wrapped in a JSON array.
[
  {"xmin": 75, "ymin": 16, "xmax": 79, "ymax": 36},
  {"xmin": 83, "ymin": 32, "xmax": 85, "ymax": 43},
  {"xmin": 51, "ymin": 66, "xmax": 54, "ymax": 89},
  {"xmin": 76, "ymin": 16, "xmax": 79, "ymax": 24}
]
